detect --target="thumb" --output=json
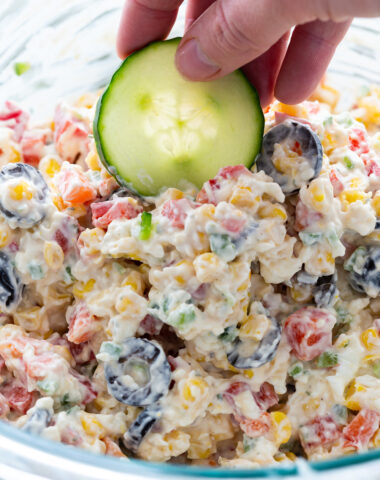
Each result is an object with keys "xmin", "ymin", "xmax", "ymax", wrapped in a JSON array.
[{"xmin": 175, "ymin": 0, "xmax": 380, "ymax": 81}]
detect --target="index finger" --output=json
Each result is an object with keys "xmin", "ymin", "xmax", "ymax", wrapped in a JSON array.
[{"xmin": 117, "ymin": 0, "xmax": 184, "ymax": 59}]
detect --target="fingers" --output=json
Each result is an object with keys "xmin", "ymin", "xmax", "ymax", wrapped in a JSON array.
[
  {"xmin": 175, "ymin": 0, "xmax": 380, "ymax": 83},
  {"xmin": 175, "ymin": 0, "xmax": 300, "ymax": 81},
  {"xmin": 185, "ymin": 0, "xmax": 215, "ymax": 29},
  {"xmin": 243, "ymin": 32, "xmax": 290, "ymax": 108},
  {"xmin": 275, "ymin": 20, "xmax": 351, "ymax": 104},
  {"xmin": 117, "ymin": 0, "xmax": 183, "ymax": 58}
]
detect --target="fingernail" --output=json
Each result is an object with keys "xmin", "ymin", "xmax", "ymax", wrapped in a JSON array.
[{"xmin": 176, "ymin": 39, "xmax": 220, "ymax": 80}]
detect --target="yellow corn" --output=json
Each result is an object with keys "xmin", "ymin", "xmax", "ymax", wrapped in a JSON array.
[
  {"xmin": 44, "ymin": 241, "xmax": 64, "ymax": 271},
  {"xmin": 363, "ymin": 353, "xmax": 380, "ymax": 363},
  {"xmin": 361, "ymin": 328, "xmax": 379, "ymax": 350},
  {"xmin": 9, "ymin": 181, "xmax": 33, "ymax": 201},
  {"xmin": 201, "ymin": 204, "xmax": 216, "ymax": 220},
  {"xmin": 290, "ymin": 285, "xmax": 313, "ymax": 303},
  {"xmin": 258, "ymin": 204, "xmax": 287, "ymax": 221},
  {"xmin": 243, "ymin": 369, "xmax": 254, "ymax": 379},
  {"xmin": 344, "ymin": 380, "xmax": 366, "ymax": 410},
  {"xmin": 67, "ymin": 203, "xmax": 87, "ymax": 218},
  {"xmin": 78, "ymin": 228, "xmax": 105, "ymax": 255},
  {"xmin": 310, "ymin": 185, "xmax": 325, "ymax": 203},
  {"xmin": 121, "ymin": 271, "xmax": 145, "ymax": 295},
  {"xmin": 325, "ymin": 251, "xmax": 334, "ymax": 264},
  {"xmin": 182, "ymin": 378, "xmax": 208, "ymax": 408},
  {"xmin": 52, "ymin": 194, "xmax": 66, "ymax": 211},
  {"xmin": 85, "ymin": 151, "xmax": 101, "ymax": 171},
  {"xmin": 81, "ymin": 414, "xmax": 106, "ymax": 438},
  {"xmin": 73, "ymin": 279, "xmax": 96, "ymax": 298},
  {"xmin": 39, "ymin": 156, "xmax": 62, "ymax": 178},
  {"xmin": 372, "ymin": 192, "xmax": 380, "ymax": 217},
  {"xmin": 240, "ymin": 313, "xmax": 270, "ymax": 341},
  {"xmin": 270, "ymin": 411, "xmax": 292, "ymax": 445},
  {"xmin": 275, "ymin": 102, "xmax": 308, "ymax": 118},
  {"xmin": 116, "ymin": 295, "xmax": 132, "ymax": 313},
  {"xmin": 9, "ymin": 146, "xmax": 21, "ymax": 163},
  {"xmin": 166, "ymin": 188, "xmax": 185, "ymax": 201},
  {"xmin": 303, "ymin": 399, "xmax": 320, "ymax": 414},
  {"xmin": 188, "ymin": 436, "xmax": 213, "ymax": 459},
  {"xmin": 350, "ymin": 177, "xmax": 361, "ymax": 189},
  {"xmin": 0, "ymin": 222, "xmax": 11, "ymax": 248},
  {"xmin": 339, "ymin": 190, "xmax": 367, "ymax": 212},
  {"xmin": 230, "ymin": 186, "xmax": 258, "ymax": 208}
]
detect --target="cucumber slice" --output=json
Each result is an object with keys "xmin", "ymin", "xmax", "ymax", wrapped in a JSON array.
[{"xmin": 94, "ymin": 38, "xmax": 264, "ymax": 196}]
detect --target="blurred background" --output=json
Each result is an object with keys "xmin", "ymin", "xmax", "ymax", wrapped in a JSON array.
[{"xmin": 0, "ymin": 0, "xmax": 380, "ymax": 120}]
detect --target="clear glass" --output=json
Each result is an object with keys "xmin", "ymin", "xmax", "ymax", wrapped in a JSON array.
[{"xmin": 0, "ymin": 2, "xmax": 379, "ymax": 478}]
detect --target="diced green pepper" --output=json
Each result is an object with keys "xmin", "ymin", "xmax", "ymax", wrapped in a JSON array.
[
  {"xmin": 343, "ymin": 156, "xmax": 354, "ymax": 169},
  {"xmin": 167, "ymin": 304, "xmax": 196, "ymax": 329},
  {"xmin": 209, "ymin": 233, "xmax": 237, "ymax": 261},
  {"xmin": 299, "ymin": 232, "xmax": 323, "ymax": 246},
  {"xmin": 219, "ymin": 326, "xmax": 238, "ymax": 343},
  {"xmin": 288, "ymin": 362, "xmax": 303, "ymax": 378},
  {"xmin": 331, "ymin": 404, "xmax": 348, "ymax": 425},
  {"xmin": 14, "ymin": 62, "xmax": 31, "ymax": 76},
  {"xmin": 139, "ymin": 212, "xmax": 152, "ymax": 240},
  {"xmin": 36, "ymin": 379, "xmax": 58, "ymax": 395},
  {"xmin": 316, "ymin": 351, "xmax": 338, "ymax": 368},
  {"xmin": 243, "ymin": 435, "xmax": 257, "ymax": 453}
]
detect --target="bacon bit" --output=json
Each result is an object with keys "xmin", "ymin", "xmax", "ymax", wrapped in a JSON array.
[
  {"xmin": 225, "ymin": 381, "xmax": 250, "ymax": 396},
  {"xmin": 300, "ymin": 415, "xmax": 341, "ymax": 449},
  {"xmin": 139, "ymin": 314, "xmax": 163, "ymax": 336},
  {"xmin": 221, "ymin": 217, "xmax": 246, "ymax": 233},
  {"xmin": 218, "ymin": 165, "xmax": 252, "ymax": 180},
  {"xmin": 21, "ymin": 130, "xmax": 49, "ymax": 167},
  {"xmin": 68, "ymin": 302, "xmax": 100, "ymax": 344},
  {"xmin": 70, "ymin": 369, "xmax": 97, "ymax": 405},
  {"xmin": 253, "ymin": 382, "xmax": 278, "ymax": 410},
  {"xmin": 191, "ymin": 283, "xmax": 209, "ymax": 301},
  {"xmin": 197, "ymin": 178, "xmax": 221, "ymax": 205},
  {"xmin": 364, "ymin": 158, "xmax": 380, "ymax": 177},
  {"xmin": 61, "ymin": 426, "xmax": 83, "ymax": 446},
  {"xmin": 91, "ymin": 198, "xmax": 142, "ymax": 230},
  {"xmin": 237, "ymin": 412, "xmax": 272, "ymax": 438},
  {"xmin": 284, "ymin": 307, "xmax": 336, "ymax": 361},
  {"xmin": 8, "ymin": 241, "xmax": 19, "ymax": 253},
  {"xmin": 329, "ymin": 169, "xmax": 344, "ymax": 196},
  {"xmin": 167, "ymin": 356, "xmax": 178, "ymax": 371},
  {"xmin": 1, "ymin": 381, "xmax": 36, "ymax": 414},
  {"xmin": 161, "ymin": 198, "xmax": 194, "ymax": 229},
  {"xmin": 343, "ymin": 409, "xmax": 380, "ymax": 450}
]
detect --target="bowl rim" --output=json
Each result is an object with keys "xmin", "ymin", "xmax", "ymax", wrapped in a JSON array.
[{"xmin": 1, "ymin": 420, "xmax": 380, "ymax": 478}]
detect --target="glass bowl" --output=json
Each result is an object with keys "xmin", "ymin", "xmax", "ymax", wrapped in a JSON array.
[{"xmin": 0, "ymin": 2, "xmax": 380, "ymax": 479}]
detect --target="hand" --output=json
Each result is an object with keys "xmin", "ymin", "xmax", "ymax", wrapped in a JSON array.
[{"xmin": 117, "ymin": 0, "xmax": 380, "ymax": 107}]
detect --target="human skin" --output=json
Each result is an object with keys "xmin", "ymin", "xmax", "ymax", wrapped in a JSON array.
[{"xmin": 117, "ymin": 0, "xmax": 380, "ymax": 107}]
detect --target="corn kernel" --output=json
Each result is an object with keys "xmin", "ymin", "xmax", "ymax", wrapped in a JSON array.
[
  {"xmin": 270, "ymin": 411, "xmax": 292, "ymax": 445},
  {"xmin": 9, "ymin": 181, "xmax": 33, "ymax": 201},
  {"xmin": 10, "ymin": 146, "xmax": 21, "ymax": 163},
  {"xmin": 116, "ymin": 295, "xmax": 132, "ymax": 313},
  {"xmin": 0, "ymin": 222, "xmax": 11, "ymax": 248},
  {"xmin": 73, "ymin": 279, "xmax": 96, "ymax": 298},
  {"xmin": 81, "ymin": 413, "xmax": 106, "ymax": 438},
  {"xmin": 258, "ymin": 204, "xmax": 287, "ymax": 221},
  {"xmin": 339, "ymin": 190, "xmax": 367, "ymax": 212},
  {"xmin": 44, "ymin": 241, "xmax": 64, "ymax": 271},
  {"xmin": 344, "ymin": 380, "xmax": 366, "ymax": 410},
  {"xmin": 243, "ymin": 369, "xmax": 254, "ymax": 379},
  {"xmin": 275, "ymin": 102, "xmax": 308, "ymax": 118},
  {"xmin": 182, "ymin": 378, "xmax": 208, "ymax": 408},
  {"xmin": 39, "ymin": 156, "xmax": 62, "ymax": 178},
  {"xmin": 85, "ymin": 151, "xmax": 101, "ymax": 171},
  {"xmin": 302, "ymin": 398, "xmax": 320, "ymax": 414},
  {"xmin": 372, "ymin": 193, "xmax": 380, "ymax": 217},
  {"xmin": 230, "ymin": 186, "xmax": 257, "ymax": 208},
  {"xmin": 361, "ymin": 328, "xmax": 379, "ymax": 350},
  {"xmin": 121, "ymin": 271, "xmax": 145, "ymax": 295}
]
